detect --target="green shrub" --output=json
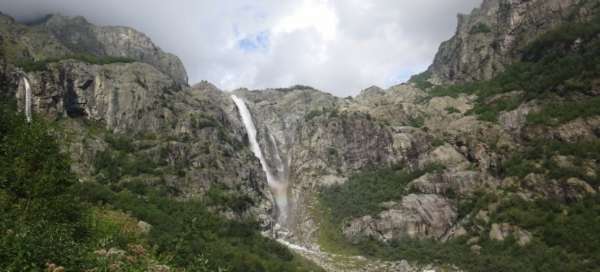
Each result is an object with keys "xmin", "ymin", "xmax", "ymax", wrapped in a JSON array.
[
  {"xmin": 409, "ymin": 71, "xmax": 434, "ymax": 90},
  {"xmin": 470, "ymin": 22, "xmax": 493, "ymax": 34},
  {"xmin": 105, "ymin": 134, "xmax": 135, "ymax": 152},
  {"xmin": 73, "ymin": 182, "xmax": 321, "ymax": 272},
  {"xmin": 445, "ymin": 107, "xmax": 460, "ymax": 114},
  {"xmin": 407, "ymin": 116, "xmax": 425, "ymax": 128},
  {"xmin": 527, "ymin": 96, "xmax": 600, "ymax": 126},
  {"xmin": 319, "ymin": 164, "xmax": 600, "ymax": 271},
  {"xmin": 427, "ymin": 15, "xmax": 600, "ymax": 123},
  {"xmin": 0, "ymin": 104, "xmax": 92, "ymax": 270},
  {"xmin": 191, "ymin": 113, "xmax": 220, "ymax": 129},
  {"xmin": 16, "ymin": 53, "xmax": 135, "ymax": 72},
  {"xmin": 319, "ymin": 165, "xmax": 443, "ymax": 224}
]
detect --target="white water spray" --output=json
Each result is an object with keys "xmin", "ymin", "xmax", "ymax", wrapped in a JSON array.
[
  {"xmin": 23, "ymin": 77, "xmax": 32, "ymax": 123},
  {"xmin": 231, "ymin": 95, "xmax": 288, "ymax": 223}
]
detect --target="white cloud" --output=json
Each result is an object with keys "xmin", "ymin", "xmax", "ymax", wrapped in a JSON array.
[{"xmin": 0, "ymin": 0, "xmax": 482, "ymax": 96}]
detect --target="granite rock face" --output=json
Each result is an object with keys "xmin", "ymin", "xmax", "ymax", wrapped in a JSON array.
[
  {"xmin": 2, "ymin": 14, "xmax": 273, "ymax": 227},
  {"xmin": 342, "ymin": 194, "xmax": 457, "ymax": 243},
  {"xmin": 427, "ymin": 0, "xmax": 595, "ymax": 84},
  {"xmin": 2, "ymin": 5, "xmax": 600, "ymax": 271},
  {"xmin": 13, "ymin": 60, "xmax": 274, "ymax": 225},
  {"xmin": 36, "ymin": 15, "xmax": 188, "ymax": 85}
]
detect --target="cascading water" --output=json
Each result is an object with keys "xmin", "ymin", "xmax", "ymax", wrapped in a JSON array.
[
  {"xmin": 23, "ymin": 76, "xmax": 32, "ymax": 123},
  {"xmin": 231, "ymin": 95, "xmax": 289, "ymax": 223}
]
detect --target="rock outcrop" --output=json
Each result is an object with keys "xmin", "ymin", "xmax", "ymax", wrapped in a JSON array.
[
  {"xmin": 343, "ymin": 194, "xmax": 457, "ymax": 243},
  {"xmin": 2, "ymin": 13, "xmax": 274, "ymax": 228},
  {"xmin": 35, "ymin": 14, "xmax": 188, "ymax": 85},
  {"xmin": 2, "ymin": 3, "xmax": 599, "ymax": 270},
  {"xmin": 427, "ymin": 0, "xmax": 596, "ymax": 84}
]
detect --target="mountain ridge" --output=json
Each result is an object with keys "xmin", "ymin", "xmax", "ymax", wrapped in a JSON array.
[{"xmin": 1, "ymin": 0, "xmax": 600, "ymax": 271}]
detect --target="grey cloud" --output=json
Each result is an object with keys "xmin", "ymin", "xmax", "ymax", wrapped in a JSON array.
[{"xmin": 0, "ymin": 0, "xmax": 481, "ymax": 96}]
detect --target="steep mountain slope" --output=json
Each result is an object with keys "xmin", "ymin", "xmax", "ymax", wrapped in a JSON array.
[
  {"xmin": 228, "ymin": 0, "xmax": 600, "ymax": 270},
  {"xmin": 426, "ymin": 0, "xmax": 599, "ymax": 84},
  {"xmin": 1, "ymin": 0, "xmax": 600, "ymax": 271},
  {"xmin": 0, "ymin": 13, "xmax": 322, "ymax": 272},
  {"xmin": 34, "ymin": 14, "xmax": 188, "ymax": 85}
]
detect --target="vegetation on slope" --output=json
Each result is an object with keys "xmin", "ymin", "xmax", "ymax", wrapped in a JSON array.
[
  {"xmin": 317, "ymin": 14, "xmax": 600, "ymax": 272},
  {"xmin": 16, "ymin": 54, "xmax": 135, "ymax": 72},
  {"xmin": 319, "ymin": 165, "xmax": 444, "ymax": 223},
  {"xmin": 318, "ymin": 167, "xmax": 600, "ymax": 272},
  {"xmin": 0, "ymin": 104, "xmax": 322, "ymax": 272},
  {"xmin": 0, "ymin": 101, "xmax": 91, "ymax": 270},
  {"xmin": 423, "ymin": 15, "xmax": 600, "ymax": 123}
]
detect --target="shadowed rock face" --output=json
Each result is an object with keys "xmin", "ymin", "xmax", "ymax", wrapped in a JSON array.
[
  {"xmin": 36, "ymin": 15, "xmax": 188, "ymax": 85},
  {"xmin": 427, "ymin": 0, "xmax": 595, "ymax": 84},
  {"xmin": 12, "ymin": 58, "xmax": 275, "ymax": 222}
]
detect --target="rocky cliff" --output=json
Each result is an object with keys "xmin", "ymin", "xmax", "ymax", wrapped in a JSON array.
[
  {"xmin": 1, "ymin": 1, "xmax": 600, "ymax": 270},
  {"xmin": 1, "ymin": 13, "xmax": 276, "ymax": 229},
  {"xmin": 36, "ymin": 14, "xmax": 189, "ymax": 85},
  {"xmin": 427, "ymin": 0, "xmax": 598, "ymax": 84}
]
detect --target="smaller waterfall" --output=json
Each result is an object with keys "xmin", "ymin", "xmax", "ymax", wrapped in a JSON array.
[
  {"xmin": 23, "ymin": 77, "xmax": 32, "ymax": 123},
  {"xmin": 231, "ymin": 95, "xmax": 288, "ymax": 223}
]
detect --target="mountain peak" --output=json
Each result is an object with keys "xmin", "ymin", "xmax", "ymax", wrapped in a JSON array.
[
  {"xmin": 36, "ymin": 13, "xmax": 189, "ymax": 85},
  {"xmin": 426, "ymin": 0, "xmax": 596, "ymax": 85}
]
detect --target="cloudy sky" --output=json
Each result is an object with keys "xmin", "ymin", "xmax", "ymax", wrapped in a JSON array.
[{"xmin": 1, "ymin": 0, "xmax": 481, "ymax": 96}]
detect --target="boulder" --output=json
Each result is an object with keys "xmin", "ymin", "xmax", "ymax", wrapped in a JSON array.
[
  {"xmin": 489, "ymin": 223, "xmax": 532, "ymax": 246},
  {"xmin": 137, "ymin": 221, "xmax": 152, "ymax": 234},
  {"xmin": 343, "ymin": 194, "xmax": 457, "ymax": 243},
  {"xmin": 418, "ymin": 144, "xmax": 469, "ymax": 170}
]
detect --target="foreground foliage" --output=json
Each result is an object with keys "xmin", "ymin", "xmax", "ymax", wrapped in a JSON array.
[{"xmin": 0, "ymin": 105, "xmax": 321, "ymax": 272}]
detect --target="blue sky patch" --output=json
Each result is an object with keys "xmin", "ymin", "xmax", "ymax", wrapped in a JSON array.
[{"xmin": 238, "ymin": 31, "xmax": 270, "ymax": 53}]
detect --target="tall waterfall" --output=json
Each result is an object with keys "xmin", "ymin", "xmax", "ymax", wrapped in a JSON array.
[
  {"xmin": 23, "ymin": 77, "xmax": 32, "ymax": 123},
  {"xmin": 231, "ymin": 95, "xmax": 288, "ymax": 223}
]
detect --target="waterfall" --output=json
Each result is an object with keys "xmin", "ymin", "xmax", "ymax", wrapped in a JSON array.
[
  {"xmin": 23, "ymin": 77, "xmax": 32, "ymax": 123},
  {"xmin": 231, "ymin": 95, "xmax": 288, "ymax": 223}
]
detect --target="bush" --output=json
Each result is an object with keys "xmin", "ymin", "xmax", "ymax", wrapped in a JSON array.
[
  {"xmin": 426, "ymin": 15, "xmax": 600, "ymax": 123},
  {"xmin": 319, "ymin": 165, "xmax": 442, "ymax": 224},
  {"xmin": 16, "ymin": 53, "xmax": 135, "ymax": 72},
  {"xmin": 0, "ymin": 104, "xmax": 91, "ymax": 270},
  {"xmin": 409, "ymin": 71, "xmax": 434, "ymax": 90},
  {"xmin": 191, "ymin": 113, "xmax": 220, "ymax": 129},
  {"xmin": 318, "ymin": 162, "xmax": 600, "ymax": 271},
  {"xmin": 470, "ymin": 22, "xmax": 492, "ymax": 34},
  {"xmin": 73, "ymin": 182, "xmax": 321, "ymax": 272},
  {"xmin": 445, "ymin": 107, "xmax": 460, "ymax": 114},
  {"xmin": 526, "ymin": 96, "xmax": 600, "ymax": 126}
]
